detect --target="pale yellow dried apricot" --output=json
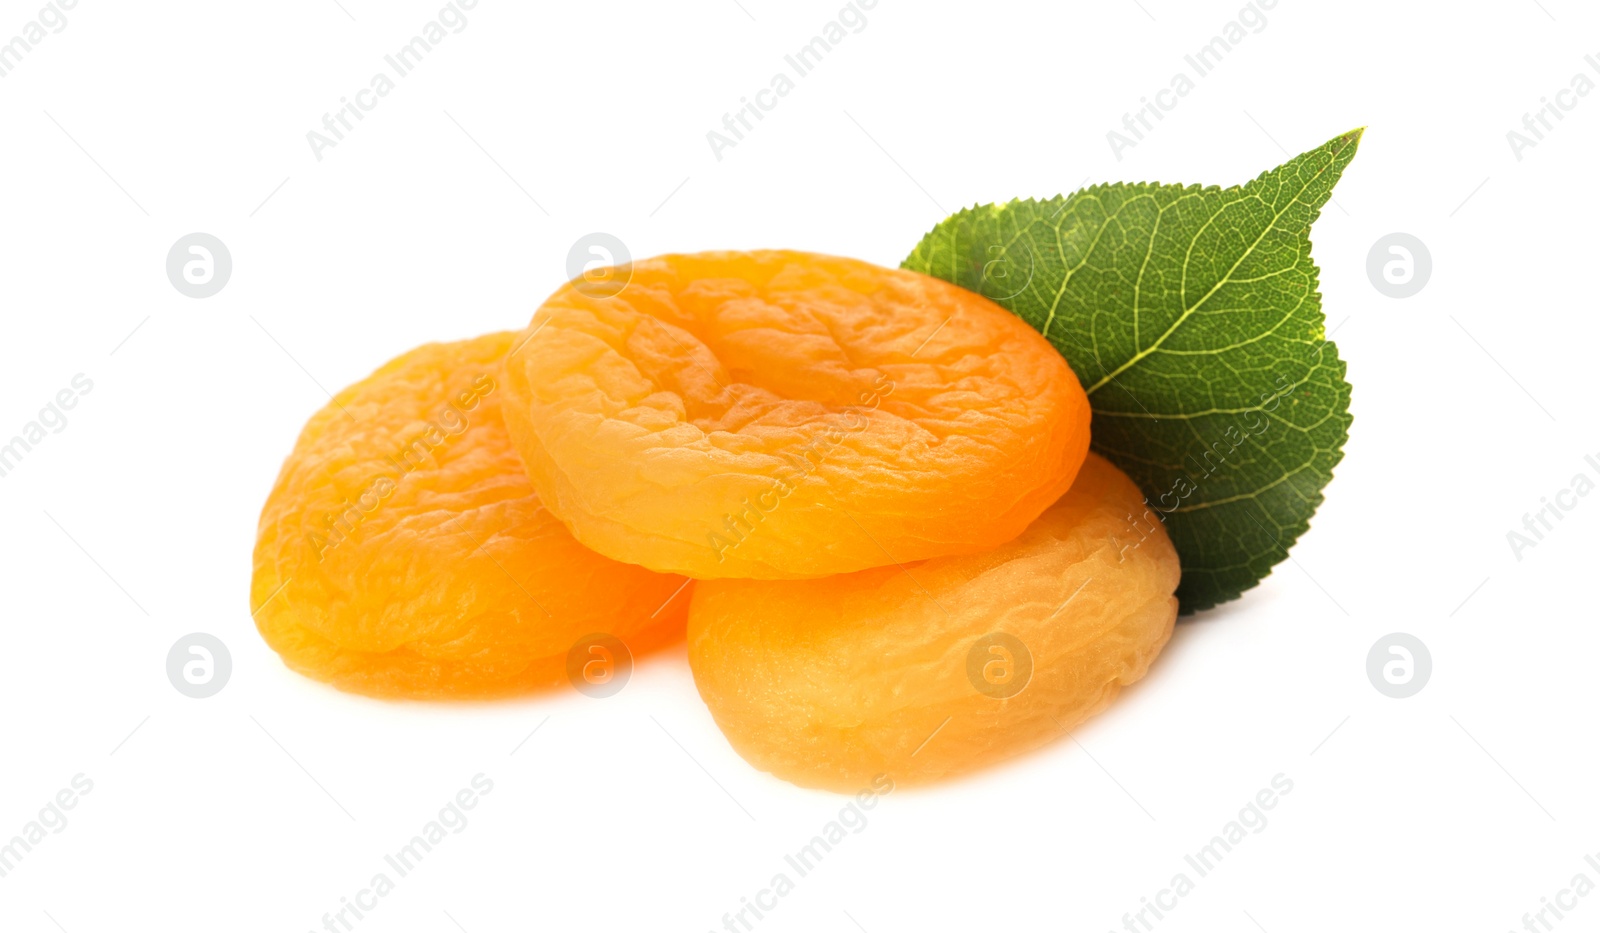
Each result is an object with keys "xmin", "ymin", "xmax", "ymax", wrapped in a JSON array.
[
  {"xmin": 687, "ymin": 453, "xmax": 1178, "ymax": 790},
  {"xmin": 251, "ymin": 332, "xmax": 690, "ymax": 699},
  {"xmin": 500, "ymin": 250, "xmax": 1091, "ymax": 580}
]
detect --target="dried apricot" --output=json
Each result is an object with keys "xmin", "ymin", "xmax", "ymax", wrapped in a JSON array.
[
  {"xmin": 686, "ymin": 453, "xmax": 1179, "ymax": 790},
  {"xmin": 251, "ymin": 332, "xmax": 690, "ymax": 699},
  {"xmin": 500, "ymin": 250, "xmax": 1092, "ymax": 580}
]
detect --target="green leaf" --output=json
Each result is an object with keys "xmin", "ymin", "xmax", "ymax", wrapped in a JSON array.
[{"xmin": 903, "ymin": 130, "xmax": 1361, "ymax": 613}]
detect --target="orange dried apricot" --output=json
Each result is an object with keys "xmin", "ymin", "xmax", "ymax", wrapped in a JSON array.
[
  {"xmin": 251, "ymin": 332, "xmax": 690, "ymax": 699},
  {"xmin": 686, "ymin": 453, "xmax": 1179, "ymax": 791},
  {"xmin": 500, "ymin": 250, "xmax": 1092, "ymax": 580}
]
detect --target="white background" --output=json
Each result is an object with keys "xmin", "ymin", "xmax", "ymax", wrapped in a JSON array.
[{"xmin": 1, "ymin": 1, "xmax": 1596, "ymax": 931}]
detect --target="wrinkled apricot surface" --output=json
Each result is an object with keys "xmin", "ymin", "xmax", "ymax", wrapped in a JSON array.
[
  {"xmin": 251, "ymin": 332, "xmax": 690, "ymax": 699},
  {"xmin": 687, "ymin": 453, "xmax": 1179, "ymax": 791},
  {"xmin": 501, "ymin": 250, "xmax": 1092, "ymax": 580}
]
